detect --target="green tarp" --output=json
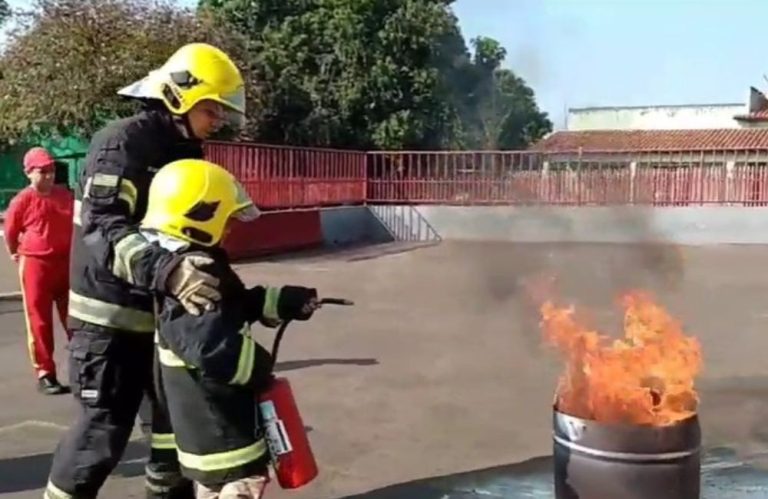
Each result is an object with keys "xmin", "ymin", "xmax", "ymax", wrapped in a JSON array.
[{"xmin": 0, "ymin": 134, "xmax": 88, "ymax": 210}]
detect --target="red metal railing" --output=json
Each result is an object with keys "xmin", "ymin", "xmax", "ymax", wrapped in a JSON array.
[
  {"xmin": 203, "ymin": 143, "xmax": 768, "ymax": 208},
  {"xmin": 204, "ymin": 141, "xmax": 367, "ymax": 210},
  {"xmin": 367, "ymin": 149, "xmax": 768, "ymax": 206}
]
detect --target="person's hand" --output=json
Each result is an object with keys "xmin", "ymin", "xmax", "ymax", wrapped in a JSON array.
[
  {"xmin": 278, "ymin": 286, "xmax": 319, "ymax": 321},
  {"xmin": 164, "ymin": 254, "xmax": 221, "ymax": 315},
  {"xmin": 301, "ymin": 296, "xmax": 321, "ymax": 317},
  {"xmin": 10, "ymin": 254, "xmax": 19, "ymax": 263}
]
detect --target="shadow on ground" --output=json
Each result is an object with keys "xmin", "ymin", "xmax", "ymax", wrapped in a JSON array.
[
  {"xmin": 338, "ymin": 456, "xmax": 552, "ymax": 499},
  {"xmin": 0, "ymin": 355, "xmax": 377, "ymax": 494},
  {"xmin": 234, "ymin": 241, "xmax": 437, "ymax": 265},
  {"xmin": 275, "ymin": 358, "xmax": 379, "ymax": 373},
  {"xmin": 339, "ymin": 448, "xmax": 768, "ymax": 499},
  {"xmin": 0, "ymin": 440, "xmax": 147, "ymax": 494}
]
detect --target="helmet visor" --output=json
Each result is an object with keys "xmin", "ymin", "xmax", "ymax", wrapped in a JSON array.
[
  {"xmin": 223, "ymin": 109, "xmax": 246, "ymax": 130},
  {"xmin": 234, "ymin": 204, "xmax": 261, "ymax": 222},
  {"xmin": 232, "ymin": 180, "xmax": 260, "ymax": 222},
  {"xmin": 117, "ymin": 76, "xmax": 162, "ymax": 100},
  {"xmin": 220, "ymin": 86, "xmax": 245, "ymax": 114},
  {"xmin": 218, "ymin": 86, "xmax": 246, "ymax": 129}
]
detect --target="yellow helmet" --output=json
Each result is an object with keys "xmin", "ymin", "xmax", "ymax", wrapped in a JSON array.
[
  {"xmin": 118, "ymin": 43, "xmax": 246, "ymax": 126},
  {"xmin": 141, "ymin": 159, "xmax": 260, "ymax": 247}
]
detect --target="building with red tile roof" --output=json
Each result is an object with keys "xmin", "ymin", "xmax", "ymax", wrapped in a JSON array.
[
  {"xmin": 530, "ymin": 128, "xmax": 768, "ymax": 153},
  {"xmin": 533, "ymin": 87, "xmax": 768, "ymax": 156}
]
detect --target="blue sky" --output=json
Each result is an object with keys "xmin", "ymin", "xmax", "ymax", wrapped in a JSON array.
[
  {"xmin": 451, "ymin": 0, "xmax": 768, "ymax": 129},
  {"xmin": 7, "ymin": 0, "xmax": 767, "ymax": 130}
]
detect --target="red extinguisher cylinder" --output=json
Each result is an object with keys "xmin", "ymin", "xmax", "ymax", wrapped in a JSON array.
[{"xmin": 258, "ymin": 377, "xmax": 319, "ymax": 489}]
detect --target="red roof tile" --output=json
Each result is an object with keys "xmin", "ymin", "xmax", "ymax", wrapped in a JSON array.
[{"xmin": 530, "ymin": 129, "xmax": 768, "ymax": 152}]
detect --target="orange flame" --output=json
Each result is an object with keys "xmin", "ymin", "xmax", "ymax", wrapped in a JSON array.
[{"xmin": 540, "ymin": 290, "xmax": 702, "ymax": 426}]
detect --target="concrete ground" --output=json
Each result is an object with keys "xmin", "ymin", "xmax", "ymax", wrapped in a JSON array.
[{"xmin": 1, "ymin": 241, "xmax": 768, "ymax": 498}]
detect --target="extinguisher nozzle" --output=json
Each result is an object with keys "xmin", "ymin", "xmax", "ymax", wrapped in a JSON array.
[{"xmin": 320, "ymin": 297, "xmax": 355, "ymax": 306}]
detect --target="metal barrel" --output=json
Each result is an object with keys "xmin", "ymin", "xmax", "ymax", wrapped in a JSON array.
[{"xmin": 553, "ymin": 408, "xmax": 701, "ymax": 499}]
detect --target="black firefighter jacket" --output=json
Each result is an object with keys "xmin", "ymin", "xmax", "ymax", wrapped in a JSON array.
[
  {"xmin": 151, "ymin": 241, "xmax": 276, "ymax": 484},
  {"xmin": 152, "ymin": 243, "xmax": 275, "ymax": 389},
  {"xmin": 69, "ymin": 107, "xmax": 204, "ymax": 335}
]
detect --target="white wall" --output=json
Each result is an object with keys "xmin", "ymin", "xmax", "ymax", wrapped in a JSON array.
[
  {"xmin": 567, "ymin": 105, "xmax": 746, "ymax": 131},
  {"xmin": 406, "ymin": 205, "xmax": 768, "ymax": 245},
  {"xmin": 317, "ymin": 205, "xmax": 768, "ymax": 247}
]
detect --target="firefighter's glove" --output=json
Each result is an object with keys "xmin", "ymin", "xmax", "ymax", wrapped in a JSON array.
[
  {"xmin": 278, "ymin": 286, "xmax": 319, "ymax": 321},
  {"xmin": 165, "ymin": 255, "xmax": 221, "ymax": 316}
]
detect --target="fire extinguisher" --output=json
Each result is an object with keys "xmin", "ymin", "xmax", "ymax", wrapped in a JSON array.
[{"xmin": 258, "ymin": 297, "xmax": 354, "ymax": 490}]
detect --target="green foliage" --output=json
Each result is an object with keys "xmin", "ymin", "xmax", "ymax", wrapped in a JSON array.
[
  {"xmin": 453, "ymin": 36, "xmax": 552, "ymax": 150},
  {"xmin": 0, "ymin": 0, "xmax": 10, "ymax": 27},
  {"xmin": 200, "ymin": 0, "xmax": 463, "ymax": 149},
  {"xmin": 0, "ymin": 0, "xmax": 247, "ymax": 144},
  {"xmin": 471, "ymin": 36, "xmax": 507, "ymax": 70},
  {"xmin": 0, "ymin": 0, "xmax": 551, "ymax": 150},
  {"xmin": 202, "ymin": 0, "xmax": 551, "ymax": 150}
]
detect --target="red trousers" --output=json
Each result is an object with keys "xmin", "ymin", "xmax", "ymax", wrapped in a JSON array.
[{"xmin": 19, "ymin": 255, "xmax": 71, "ymax": 378}]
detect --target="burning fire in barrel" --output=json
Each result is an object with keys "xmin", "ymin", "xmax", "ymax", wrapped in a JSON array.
[{"xmin": 539, "ymin": 291, "xmax": 703, "ymax": 499}]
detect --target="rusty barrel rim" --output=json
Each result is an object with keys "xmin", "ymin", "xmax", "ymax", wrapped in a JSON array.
[{"xmin": 553, "ymin": 406, "xmax": 701, "ymax": 460}]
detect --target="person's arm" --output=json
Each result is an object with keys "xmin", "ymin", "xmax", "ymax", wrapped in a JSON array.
[
  {"xmin": 213, "ymin": 253, "xmax": 319, "ymax": 326},
  {"xmin": 80, "ymin": 136, "xmax": 176, "ymax": 288},
  {"xmin": 242, "ymin": 285, "xmax": 319, "ymax": 324},
  {"xmin": 61, "ymin": 185, "xmax": 75, "ymax": 205},
  {"xmin": 159, "ymin": 280, "xmax": 319, "ymax": 387},
  {"xmin": 79, "ymin": 135, "xmax": 220, "ymax": 313},
  {"xmin": 161, "ymin": 299, "xmax": 274, "ymax": 388},
  {"xmin": 4, "ymin": 192, "xmax": 26, "ymax": 261}
]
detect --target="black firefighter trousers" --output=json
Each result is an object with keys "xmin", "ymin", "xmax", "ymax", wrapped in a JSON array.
[{"xmin": 45, "ymin": 329, "xmax": 193, "ymax": 499}]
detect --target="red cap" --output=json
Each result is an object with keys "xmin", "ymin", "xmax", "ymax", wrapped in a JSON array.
[{"xmin": 23, "ymin": 147, "xmax": 55, "ymax": 173}]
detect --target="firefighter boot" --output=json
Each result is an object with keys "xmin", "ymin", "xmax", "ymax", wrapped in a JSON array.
[{"xmin": 145, "ymin": 467, "xmax": 195, "ymax": 499}]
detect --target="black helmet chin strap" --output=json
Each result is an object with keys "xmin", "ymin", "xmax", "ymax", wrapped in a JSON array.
[
  {"xmin": 172, "ymin": 113, "xmax": 195, "ymax": 140},
  {"xmin": 137, "ymin": 98, "xmax": 197, "ymax": 140}
]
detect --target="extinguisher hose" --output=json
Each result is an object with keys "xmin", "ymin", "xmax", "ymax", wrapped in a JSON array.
[
  {"xmin": 271, "ymin": 320, "xmax": 291, "ymax": 369},
  {"xmin": 269, "ymin": 297, "xmax": 355, "ymax": 368}
]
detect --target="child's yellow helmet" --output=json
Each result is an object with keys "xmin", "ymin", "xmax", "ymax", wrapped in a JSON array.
[{"xmin": 141, "ymin": 159, "xmax": 260, "ymax": 247}]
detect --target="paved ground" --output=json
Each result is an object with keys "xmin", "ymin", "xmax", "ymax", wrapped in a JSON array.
[
  {"xmin": 2, "ymin": 241, "xmax": 768, "ymax": 497},
  {"xmin": 0, "ymin": 257, "xmax": 20, "ymax": 294}
]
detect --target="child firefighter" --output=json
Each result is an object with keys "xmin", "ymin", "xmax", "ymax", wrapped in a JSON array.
[{"xmin": 139, "ymin": 158, "xmax": 320, "ymax": 498}]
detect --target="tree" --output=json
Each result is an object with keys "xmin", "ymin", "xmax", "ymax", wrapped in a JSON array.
[
  {"xmin": 200, "ymin": 0, "xmax": 467, "ymax": 150},
  {"xmin": 201, "ymin": 0, "xmax": 550, "ymax": 150},
  {"xmin": 454, "ymin": 36, "xmax": 552, "ymax": 150},
  {"xmin": 0, "ymin": 0, "xmax": 247, "ymax": 144},
  {"xmin": 0, "ymin": 0, "xmax": 551, "ymax": 151},
  {"xmin": 0, "ymin": 0, "xmax": 10, "ymax": 27},
  {"xmin": 493, "ymin": 70, "xmax": 554, "ymax": 150}
]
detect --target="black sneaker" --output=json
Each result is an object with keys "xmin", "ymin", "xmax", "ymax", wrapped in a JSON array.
[{"xmin": 37, "ymin": 375, "xmax": 69, "ymax": 395}]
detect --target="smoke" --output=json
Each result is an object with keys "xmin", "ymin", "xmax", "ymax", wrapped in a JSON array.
[
  {"xmin": 467, "ymin": 207, "xmax": 687, "ymax": 345},
  {"xmin": 509, "ymin": 43, "xmax": 546, "ymax": 90}
]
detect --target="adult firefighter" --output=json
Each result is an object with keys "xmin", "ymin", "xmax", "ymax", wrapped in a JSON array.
[{"xmin": 45, "ymin": 43, "xmax": 246, "ymax": 499}]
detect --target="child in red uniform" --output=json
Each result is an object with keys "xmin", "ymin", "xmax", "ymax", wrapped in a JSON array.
[{"xmin": 5, "ymin": 147, "xmax": 74, "ymax": 395}]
